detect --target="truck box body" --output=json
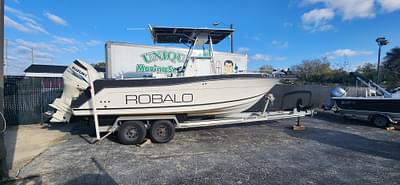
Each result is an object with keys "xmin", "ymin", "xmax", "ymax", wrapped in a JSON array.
[{"xmin": 105, "ymin": 42, "xmax": 248, "ymax": 79}]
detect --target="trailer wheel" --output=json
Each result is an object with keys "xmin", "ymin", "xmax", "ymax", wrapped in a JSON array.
[
  {"xmin": 118, "ymin": 121, "xmax": 146, "ymax": 145},
  {"xmin": 149, "ymin": 120, "xmax": 175, "ymax": 143},
  {"xmin": 372, "ymin": 115, "xmax": 389, "ymax": 128}
]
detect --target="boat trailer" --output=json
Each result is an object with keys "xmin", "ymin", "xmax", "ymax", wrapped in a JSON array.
[{"xmin": 92, "ymin": 94, "xmax": 314, "ymax": 144}]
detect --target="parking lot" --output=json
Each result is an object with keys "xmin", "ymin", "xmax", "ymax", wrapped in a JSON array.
[{"xmin": 5, "ymin": 112, "xmax": 400, "ymax": 185}]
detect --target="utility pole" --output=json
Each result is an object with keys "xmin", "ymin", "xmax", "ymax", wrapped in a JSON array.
[
  {"xmin": 4, "ymin": 39, "xmax": 7, "ymax": 75},
  {"xmin": 31, "ymin": 47, "xmax": 34, "ymax": 64},
  {"xmin": 0, "ymin": 0, "xmax": 8, "ymax": 180}
]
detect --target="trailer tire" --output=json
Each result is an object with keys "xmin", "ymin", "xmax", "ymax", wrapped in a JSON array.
[
  {"xmin": 372, "ymin": 115, "xmax": 389, "ymax": 128},
  {"xmin": 149, "ymin": 120, "xmax": 175, "ymax": 143},
  {"xmin": 118, "ymin": 121, "xmax": 146, "ymax": 145}
]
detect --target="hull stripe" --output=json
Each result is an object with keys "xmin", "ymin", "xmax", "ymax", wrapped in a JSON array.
[{"xmin": 73, "ymin": 92, "xmax": 265, "ymax": 111}]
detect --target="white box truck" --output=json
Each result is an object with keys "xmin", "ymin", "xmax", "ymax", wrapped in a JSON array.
[{"xmin": 105, "ymin": 41, "xmax": 248, "ymax": 79}]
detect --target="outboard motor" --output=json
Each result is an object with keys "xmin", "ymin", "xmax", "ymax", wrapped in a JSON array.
[
  {"xmin": 323, "ymin": 86, "xmax": 347, "ymax": 110},
  {"xmin": 331, "ymin": 86, "xmax": 347, "ymax": 97},
  {"xmin": 47, "ymin": 60, "xmax": 103, "ymax": 123}
]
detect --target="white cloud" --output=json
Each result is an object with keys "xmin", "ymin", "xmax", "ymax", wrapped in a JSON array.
[
  {"xmin": 249, "ymin": 54, "xmax": 272, "ymax": 62},
  {"xmin": 5, "ymin": 40, "xmax": 56, "ymax": 74},
  {"xmin": 379, "ymin": 0, "xmax": 400, "ymax": 12},
  {"xmin": 4, "ymin": 16, "xmax": 31, "ymax": 33},
  {"xmin": 15, "ymin": 39, "xmax": 62, "ymax": 53},
  {"xmin": 5, "ymin": 7, "xmax": 37, "ymax": 26},
  {"xmin": 5, "ymin": 6, "xmax": 48, "ymax": 34},
  {"xmin": 63, "ymin": 46, "xmax": 80, "ymax": 53},
  {"xmin": 272, "ymin": 40, "xmax": 289, "ymax": 48},
  {"xmin": 248, "ymin": 53, "xmax": 288, "ymax": 62},
  {"xmin": 17, "ymin": 15, "xmax": 39, "ymax": 26},
  {"xmin": 86, "ymin": 40, "xmax": 103, "ymax": 47},
  {"xmin": 303, "ymin": 0, "xmax": 375, "ymax": 20},
  {"xmin": 244, "ymin": 34, "xmax": 262, "ymax": 41},
  {"xmin": 5, "ymin": 5, "xmax": 37, "ymax": 21},
  {"xmin": 13, "ymin": 37, "xmax": 80, "ymax": 55},
  {"xmin": 44, "ymin": 11, "xmax": 68, "ymax": 26},
  {"xmin": 25, "ymin": 22, "xmax": 49, "ymax": 34},
  {"xmin": 237, "ymin": 47, "xmax": 250, "ymax": 54},
  {"xmin": 283, "ymin": 22, "xmax": 294, "ymax": 28},
  {"xmin": 52, "ymin": 36, "xmax": 76, "ymax": 45},
  {"xmin": 34, "ymin": 50, "xmax": 55, "ymax": 60},
  {"xmin": 15, "ymin": 39, "xmax": 47, "ymax": 49},
  {"xmin": 275, "ymin": 56, "xmax": 287, "ymax": 61},
  {"xmin": 302, "ymin": 8, "xmax": 335, "ymax": 24},
  {"xmin": 301, "ymin": 8, "xmax": 335, "ymax": 32},
  {"xmin": 5, "ymin": 38, "xmax": 86, "ymax": 74},
  {"xmin": 325, "ymin": 49, "xmax": 373, "ymax": 59}
]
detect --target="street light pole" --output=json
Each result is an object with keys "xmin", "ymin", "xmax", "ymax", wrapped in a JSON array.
[
  {"xmin": 377, "ymin": 45, "xmax": 382, "ymax": 82},
  {"xmin": 375, "ymin": 37, "xmax": 389, "ymax": 83}
]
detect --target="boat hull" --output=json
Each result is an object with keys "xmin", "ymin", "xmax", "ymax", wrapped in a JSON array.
[
  {"xmin": 333, "ymin": 97, "xmax": 400, "ymax": 113},
  {"xmin": 72, "ymin": 74, "xmax": 279, "ymax": 117}
]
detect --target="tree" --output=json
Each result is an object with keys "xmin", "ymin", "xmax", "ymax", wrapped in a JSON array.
[
  {"xmin": 290, "ymin": 58, "xmax": 352, "ymax": 84},
  {"xmin": 91, "ymin": 62, "xmax": 106, "ymax": 69},
  {"xmin": 291, "ymin": 58, "xmax": 331, "ymax": 83},
  {"xmin": 382, "ymin": 47, "xmax": 400, "ymax": 88},
  {"xmin": 259, "ymin": 64, "xmax": 274, "ymax": 74},
  {"xmin": 330, "ymin": 68, "xmax": 352, "ymax": 84},
  {"xmin": 356, "ymin": 63, "xmax": 377, "ymax": 81}
]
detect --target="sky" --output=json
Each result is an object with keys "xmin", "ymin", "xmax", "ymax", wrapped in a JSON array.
[{"xmin": 4, "ymin": 0, "xmax": 400, "ymax": 75}]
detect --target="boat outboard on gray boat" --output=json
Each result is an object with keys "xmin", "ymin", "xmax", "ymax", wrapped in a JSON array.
[{"xmin": 331, "ymin": 72, "xmax": 400, "ymax": 127}]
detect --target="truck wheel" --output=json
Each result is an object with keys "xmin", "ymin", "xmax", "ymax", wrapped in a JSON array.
[
  {"xmin": 372, "ymin": 116, "xmax": 389, "ymax": 128},
  {"xmin": 118, "ymin": 121, "xmax": 146, "ymax": 145},
  {"xmin": 149, "ymin": 120, "xmax": 175, "ymax": 143}
]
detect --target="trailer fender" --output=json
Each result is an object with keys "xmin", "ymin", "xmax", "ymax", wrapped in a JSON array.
[{"xmin": 369, "ymin": 114, "xmax": 396, "ymax": 124}]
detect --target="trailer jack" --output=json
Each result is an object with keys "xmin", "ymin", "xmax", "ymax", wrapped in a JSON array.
[{"xmin": 292, "ymin": 117, "xmax": 306, "ymax": 131}]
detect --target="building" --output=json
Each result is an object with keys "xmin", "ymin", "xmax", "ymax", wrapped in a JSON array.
[
  {"xmin": 24, "ymin": 64, "xmax": 105, "ymax": 78},
  {"xmin": 24, "ymin": 64, "xmax": 68, "ymax": 78}
]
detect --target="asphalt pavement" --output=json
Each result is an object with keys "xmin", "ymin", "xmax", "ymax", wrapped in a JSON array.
[{"xmin": 4, "ymin": 112, "xmax": 400, "ymax": 185}]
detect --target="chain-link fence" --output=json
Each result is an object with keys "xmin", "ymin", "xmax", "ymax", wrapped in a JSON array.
[{"xmin": 4, "ymin": 76, "xmax": 63, "ymax": 125}]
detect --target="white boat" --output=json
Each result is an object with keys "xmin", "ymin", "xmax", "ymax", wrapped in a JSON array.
[
  {"xmin": 71, "ymin": 72, "xmax": 278, "ymax": 117},
  {"xmin": 48, "ymin": 26, "xmax": 280, "ymax": 123}
]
